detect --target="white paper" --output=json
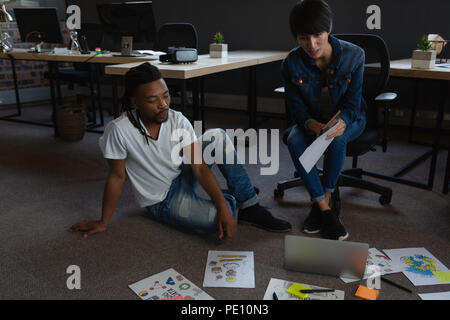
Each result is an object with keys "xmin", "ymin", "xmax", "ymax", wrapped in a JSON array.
[
  {"xmin": 263, "ymin": 278, "xmax": 344, "ymax": 300},
  {"xmin": 383, "ymin": 248, "xmax": 450, "ymax": 286},
  {"xmin": 202, "ymin": 251, "xmax": 254, "ymax": 288},
  {"xmin": 136, "ymin": 50, "xmax": 166, "ymax": 56},
  {"xmin": 418, "ymin": 291, "xmax": 450, "ymax": 300},
  {"xmin": 129, "ymin": 268, "xmax": 214, "ymax": 300},
  {"xmin": 340, "ymin": 248, "xmax": 403, "ymax": 283},
  {"xmin": 299, "ymin": 123, "xmax": 338, "ymax": 173}
]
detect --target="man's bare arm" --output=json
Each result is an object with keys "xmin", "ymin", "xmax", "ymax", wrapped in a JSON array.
[
  {"xmin": 68, "ymin": 158, "xmax": 126, "ymax": 237},
  {"xmin": 100, "ymin": 159, "xmax": 127, "ymax": 226},
  {"xmin": 183, "ymin": 141, "xmax": 237, "ymax": 240}
]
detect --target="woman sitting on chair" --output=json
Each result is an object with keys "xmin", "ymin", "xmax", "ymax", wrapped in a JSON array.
[{"xmin": 282, "ymin": 0, "xmax": 366, "ymax": 241}]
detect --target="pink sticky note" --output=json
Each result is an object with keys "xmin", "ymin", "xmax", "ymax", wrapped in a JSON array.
[{"xmin": 162, "ymin": 295, "xmax": 184, "ymax": 300}]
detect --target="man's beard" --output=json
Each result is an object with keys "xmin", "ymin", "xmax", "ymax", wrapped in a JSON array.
[{"xmin": 154, "ymin": 108, "xmax": 169, "ymax": 124}]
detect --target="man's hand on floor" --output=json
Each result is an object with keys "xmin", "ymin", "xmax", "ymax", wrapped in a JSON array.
[
  {"xmin": 217, "ymin": 209, "xmax": 237, "ymax": 240},
  {"xmin": 67, "ymin": 220, "xmax": 107, "ymax": 238}
]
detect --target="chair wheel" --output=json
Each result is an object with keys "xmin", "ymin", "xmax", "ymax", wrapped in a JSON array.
[
  {"xmin": 274, "ymin": 189, "xmax": 284, "ymax": 199},
  {"xmin": 379, "ymin": 191, "xmax": 392, "ymax": 205}
]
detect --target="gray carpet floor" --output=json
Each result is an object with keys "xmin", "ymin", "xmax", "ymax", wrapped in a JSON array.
[{"xmin": 0, "ymin": 103, "xmax": 449, "ymax": 300}]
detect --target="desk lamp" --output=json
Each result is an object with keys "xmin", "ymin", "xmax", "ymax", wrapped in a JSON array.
[{"xmin": 0, "ymin": 4, "xmax": 13, "ymax": 52}]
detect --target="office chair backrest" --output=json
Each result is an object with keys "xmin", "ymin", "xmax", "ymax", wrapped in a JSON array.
[
  {"xmin": 79, "ymin": 23, "xmax": 104, "ymax": 51},
  {"xmin": 154, "ymin": 23, "xmax": 198, "ymax": 52},
  {"xmin": 333, "ymin": 34, "xmax": 391, "ymax": 129},
  {"xmin": 96, "ymin": 1, "xmax": 157, "ymax": 51}
]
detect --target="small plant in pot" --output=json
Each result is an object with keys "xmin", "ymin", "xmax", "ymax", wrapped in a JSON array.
[
  {"xmin": 411, "ymin": 35, "xmax": 437, "ymax": 69},
  {"xmin": 210, "ymin": 32, "xmax": 228, "ymax": 58}
]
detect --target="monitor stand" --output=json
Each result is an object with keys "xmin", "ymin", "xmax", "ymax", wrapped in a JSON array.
[{"xmin": 27, "ymin": 42, "xmax": 51, "ymax": 53}]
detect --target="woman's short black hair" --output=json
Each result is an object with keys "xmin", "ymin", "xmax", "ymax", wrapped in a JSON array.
[{"xmin": 289, "ymin": 0, "xmax": 333, "ymax": 38}]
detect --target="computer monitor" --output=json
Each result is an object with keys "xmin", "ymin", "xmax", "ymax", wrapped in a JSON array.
[
  {"xmin": 14, "ymin": 7, "xmax": 64, "ymax": 52},
  {"xmin": 96, "ymin": 1, "xmax": 157, "ymax": 51}
]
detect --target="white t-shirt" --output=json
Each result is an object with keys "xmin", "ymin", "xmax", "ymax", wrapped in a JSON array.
[{"xmin": 99, "ymin": 109, "xmax": 197, "ymax": 207}]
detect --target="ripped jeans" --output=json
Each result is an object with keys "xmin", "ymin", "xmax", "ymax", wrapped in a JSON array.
[
  {"xmin": 286, "ymin": 117, "xmax": 366, "ymax": 202},
  {"xmin": 146, "ymin": 129, "xmax": 259, "ymax": 231}
]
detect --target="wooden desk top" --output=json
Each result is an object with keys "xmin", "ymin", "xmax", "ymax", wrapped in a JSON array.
[
  {"xmin": 104, "ymin": 50, "xmax": 289, "ymax": 79},
  {"xmin": 0, "ymin": 48, "xmax": 160, "ymax": 64},
  {"xmin": 366, "ymin": 59, "xmax": 450, "ymax": 81}
]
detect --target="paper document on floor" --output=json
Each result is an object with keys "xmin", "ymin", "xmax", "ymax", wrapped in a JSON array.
[
  {"xmin": 203, "ymin": 251, "xmax": 255, "ymax": 288},
  {"xmin": 129, "ymin": 268, "xmax": 214, "ymax": 300},
  {"xmin": 263, "ymin": 278, "xmax": 344, "ymax": 300},
  {"xmin": 383, "ymin": 248, "xmax": 450, "ymax": 286},
  {"xmin": 340, "ymin": 248, "xmax": 403, "ymax": 283}
]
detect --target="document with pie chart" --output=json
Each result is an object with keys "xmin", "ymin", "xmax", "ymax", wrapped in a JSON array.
[{"xmin": 129, "ymin": 268, "xmax": 214, "ymax": 300}]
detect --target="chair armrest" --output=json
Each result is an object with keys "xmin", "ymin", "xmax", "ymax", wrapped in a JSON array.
[
  {"xmin": 375, "ymin": 92, "xmax": 397, "ymax": 102},
  {"xmin": 375, "ymin": 93, "xmax": 396, "ymax": 153}
]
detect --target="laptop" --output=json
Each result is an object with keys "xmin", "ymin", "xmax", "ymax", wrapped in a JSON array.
[{"xmin": 284, "ymin": 235, "xmax": 369, "ymax": 279}]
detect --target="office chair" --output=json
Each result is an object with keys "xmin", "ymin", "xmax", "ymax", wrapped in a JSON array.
[
  {"xmin": 154, "ymin": 23, "xmax": 200, "ymax": 119},
  {"xmin": 96, "ymin": 1, "xmax": 157, "ymax": 51},
  {"xmin": 43, "ymin": 24, "xmax": 105, "ymax": 127},
  {"xmin": 274, "ymin": 34, "xmax": 396, "ymax": 205}
]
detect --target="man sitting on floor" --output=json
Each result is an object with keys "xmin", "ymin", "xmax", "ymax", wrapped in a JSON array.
[{"xmin": 68, "ymin": 63, "xmax": 291, "ymax": 239}]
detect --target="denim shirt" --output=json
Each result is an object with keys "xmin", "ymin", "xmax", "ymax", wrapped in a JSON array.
[{"xmin": 281, "ymin": 34, "xmax": 366, "ymax": 131}]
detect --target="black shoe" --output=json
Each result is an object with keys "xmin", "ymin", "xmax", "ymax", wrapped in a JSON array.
[
  {"xmin": 320, "ymin": 209, "xmax": 349, "ymax": 241},
  {"xmin": 238, "ymin": 204, "xmax": 292, "ymax": 233},
  {"xmin": 302, "ymin": 203, "xmax": 321, "ymax": 234}
]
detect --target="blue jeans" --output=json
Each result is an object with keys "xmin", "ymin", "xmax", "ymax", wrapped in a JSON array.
[
  {"xmin": 146, "ymin": 129, "xmax": 259, "ymax": 231},
  {"xmin": 287, "ymin": 117, "xmax": 366, "ymax": 202}
]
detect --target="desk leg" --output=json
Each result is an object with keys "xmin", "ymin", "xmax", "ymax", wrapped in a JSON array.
[
  {"xmin": 54, "ymin": 63, "xmax": 62, "ymax": 105},
  {"xmin": 192, "ymin": 77, "xmax": 204, "ymax": 132},
  {"xmin": 88, "ymin": 64, "xmax": 97, "ymax": 125},
  {"xmin": 48, "ymin": 62, "xmax": 58, "ymax": 137},
  {"xmin": 180, "ymin": 80, "xmax": 187, "ymax": 115},
  {"xmin": 427, "ymin": 80, "xmax": 447, "ymax": 189},
  {"xmin": 388, "ymin": 80, "xmax": 448, "ymax": 190},
  {"xmin": 408, "ymin": 79, "xmax": 420, "ymax": 144},
  {"xmin": 112, "ymin": 75, "xmax": 119, "ymax": 118},
  {"xmin": 11, "ymin": 58, "xmax": 21, "ymax": 116},
  {"xmin": 200, "ymin": 77, "xmax": 205, "ymax": 124},
  {"xmin": 444, "ymin": 148, "xmax": 450, "ymax": 194},
  {"xmin": 95, "ymin": 64, "xmax": 104, "ymax": 126},
  {"xmin": 247, "ymin": 66, "xmax": 257, "ymax": 129}
]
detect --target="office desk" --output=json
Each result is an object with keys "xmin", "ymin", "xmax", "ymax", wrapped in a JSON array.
[
  {"xmin": 0, "ymin": 49, "xmax": 159, "ymax": 134},
  {"xmin": 104, "ymin": 50, "xmax": 289, "ymax": 128},
  {"xmin": 366, "ymin": 59, "xmax": 450, "ymax": 192},
  {"xmin": 0, "ymin": 48, "xmax": 160, "ymax": 63}
]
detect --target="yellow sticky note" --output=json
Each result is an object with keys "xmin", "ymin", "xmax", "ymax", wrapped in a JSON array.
[
  {"xmin": 286, "ymin": 283, "xmax": 311, "ymax": 299},
  {"xmin": 432, "ymin": 270, "xmax": 450, "ymax": 282},
  {"xmin": 355, "ymin": 285, "xmax": 379, "ymax": 300}
]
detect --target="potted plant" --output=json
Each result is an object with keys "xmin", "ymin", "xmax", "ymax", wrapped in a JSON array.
[
  {"xmin": 411, "ymin": 35, "xmax": 437, "ymax": 69},
  {"xmin": 209, "ymin": 32, "xmax": 228, "ymax": 58}
]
